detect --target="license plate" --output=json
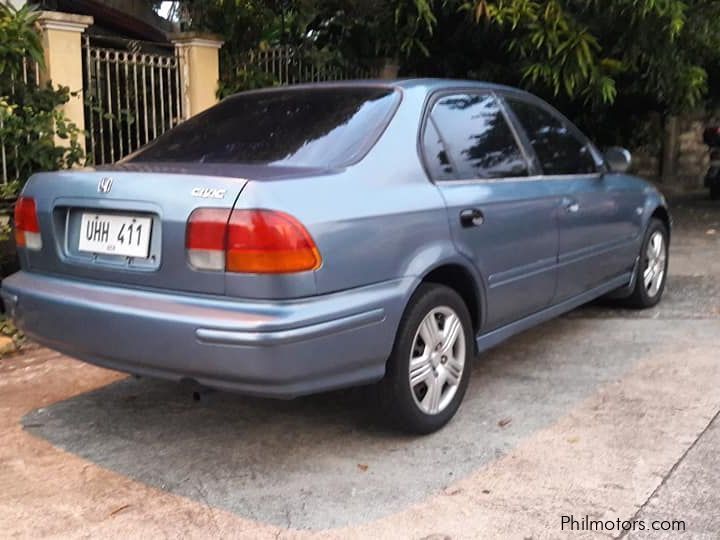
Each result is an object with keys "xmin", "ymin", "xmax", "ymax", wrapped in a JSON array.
[{"xmin": 78, "ymin": 213, "xmax": 152, "ymax": 258}]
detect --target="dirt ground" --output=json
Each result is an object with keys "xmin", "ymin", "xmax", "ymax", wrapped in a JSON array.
[{"xmin": 1, "ymin": 193, "xmax": 719, "ymax": 539}]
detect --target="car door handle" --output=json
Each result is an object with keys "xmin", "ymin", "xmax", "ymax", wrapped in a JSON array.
[
  {"xmin": 561, "ymin": 197, "xmax": 580, "ymax": 214},
  {"xmin": 460, "ymin": 208, "xmax": 485, "ymax": 228}
]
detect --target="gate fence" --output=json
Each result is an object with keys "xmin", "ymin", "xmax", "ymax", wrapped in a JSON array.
[
  {"xmin": 4, "ymin": 40, "xmax": 377, "ymax": 175},
  {"xmin": 237, "ymin": 45, "xmax": 378, "ymax": 86},
  {"xmin": 1, "ymin": 58, "xmax": 41, "ymax": 184},
  {"xmin": 83, "ymin": 36, "xmax": 184, "ymax": 166}
]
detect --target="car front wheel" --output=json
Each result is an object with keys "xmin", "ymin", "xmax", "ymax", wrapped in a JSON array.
[
  {"xmin": 625, "ymin": 218, "xmax": 669, "ymax": 309},
  {"xmin": 378, "ymin": 283, "xmax": 473, "ymax": 434}
]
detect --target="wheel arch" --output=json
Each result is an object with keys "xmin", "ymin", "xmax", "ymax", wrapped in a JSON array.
[
  {"xmin": 650, "ymin": 204, "xmax": 672, "ymax": 243},
  {"xmin": 416, "ymin": 261, "xmax": 485, "ymax": 337}
]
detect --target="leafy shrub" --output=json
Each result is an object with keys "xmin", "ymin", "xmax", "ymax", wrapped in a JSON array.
[
  {"xmin": 0, "ymin": 3, "xmax": 84, "ymax": 274},
  {"xmin": 0, "ymin": 87, "xmax": 84, "ymax": 191},
  {"xmin": 0, "ymin": 3, "xmax": 84, "ymax": 194}
]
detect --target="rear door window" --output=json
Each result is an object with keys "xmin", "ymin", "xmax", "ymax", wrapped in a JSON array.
[
  {"xmin": 428, "ymin": 93, "xmax": 529, "ymax": 180},
  {"xmin": 126, "ymin": 87, "xmax": 400, "ymax": 168},
  {"xmin": 422, "ymin": 120, "xmax": 456, "ymax": 181},
  {"xmin": 506, "ymin": 98, "xmax": 598, "ymax": 175}
]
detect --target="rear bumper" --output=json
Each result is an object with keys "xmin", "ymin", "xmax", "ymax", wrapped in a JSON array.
[{"xmin": 2, "ymin": 271, "xmax": 413, "ymax": 398}]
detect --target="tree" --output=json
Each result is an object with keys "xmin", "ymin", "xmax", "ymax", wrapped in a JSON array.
[
  {"xmin": 400, "ymin": 1, "xmax": 720, "ymax": 141},
  {"xmin": 169, "ymin": 0, "xmax": 720, "ymax": 145}
]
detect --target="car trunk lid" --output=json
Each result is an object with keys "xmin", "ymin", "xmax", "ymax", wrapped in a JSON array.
[{"xmin": 21, "ymin": 168, "xmax": 250, "ymax": 295}]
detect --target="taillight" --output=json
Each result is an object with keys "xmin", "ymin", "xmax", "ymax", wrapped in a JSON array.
[
  {"xmin": 186, "ymin": 208, "xmax": 232, "ymax": 271},
  {"xmin": 14, "ymin": 196, "xmax": 42, "ymax": 250},
  {"xmin": 186, "ymin": 208, "xmax": 321, "ymax": 274},
  {"xmin": 226, "ymin": 210, "xmax": 321, "ymax": 273}
]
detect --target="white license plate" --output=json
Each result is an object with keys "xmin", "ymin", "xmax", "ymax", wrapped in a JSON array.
[{"xmin": 78, "ymin": 213, "xmax": 152, "ymax": 258}]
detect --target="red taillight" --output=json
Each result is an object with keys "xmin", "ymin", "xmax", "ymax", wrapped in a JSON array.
[
  {"xmin": 186, "ymin": 208, "xmax": 321, "ymax": 274},
  {"xmin": 186, "ymin": 208, "xmax": 232, "ymax": 271},
  {"xmin": 226, "ymin": 210, "xmax": 321, "ymax": 273},
  {"xmin": 14, "ymin": 196, "xmax": 42, "ymax": 250}
]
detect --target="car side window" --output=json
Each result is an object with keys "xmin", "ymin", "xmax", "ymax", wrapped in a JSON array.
[
  {"xmin": 422, "ymin": 120, "xmax": 457, "ymax": 181},
  {"xmin": 506, "ymin": 98, "xmax": 597, "ymax": 176},
  {"xmin": 429, "ymin": 93, "xmax": 529, "ymax": 180}
]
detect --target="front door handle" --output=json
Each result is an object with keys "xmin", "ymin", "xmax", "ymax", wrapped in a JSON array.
[
  {"xmin": 561, "ymin": 197, "xmax": 580, "ymax": 214},
  {"xmin": 460, "ymin": 208, "xmax": 485, "ymax": 228}
]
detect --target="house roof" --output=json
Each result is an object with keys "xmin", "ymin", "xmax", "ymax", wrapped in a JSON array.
[{"xmin": 44, "ymin": 0, "xmax": 173, "ymax": 43}]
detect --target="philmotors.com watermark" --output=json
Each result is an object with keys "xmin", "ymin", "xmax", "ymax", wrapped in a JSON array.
[{"xmin": 561, "ymin": 515, "xmax": 686, "ymax": 533}]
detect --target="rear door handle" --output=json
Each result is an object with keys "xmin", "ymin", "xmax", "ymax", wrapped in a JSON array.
[
  {"xmin": 460, "ymin": 208, "xmax": 485, "ymax": 228},
  {"xmin": 561, "ymin": 197, "xmax": 580, "ymax": 214}
]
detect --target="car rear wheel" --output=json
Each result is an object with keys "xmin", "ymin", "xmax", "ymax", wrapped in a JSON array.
[
  {"xmin": 378, "ymin": 283, "xmax": 473, "ymax": 434},
  {"xmin": 624, "ymin": 218, "xmax": 669, "ymax": 309}
]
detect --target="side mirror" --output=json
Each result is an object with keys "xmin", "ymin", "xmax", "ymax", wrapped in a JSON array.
[{"xmin": 604, "ymin": 147, "xmax": 632, "ymax": 173}]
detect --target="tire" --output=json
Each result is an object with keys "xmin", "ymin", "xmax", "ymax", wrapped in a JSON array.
[
  {"xmin": 377, "ymin": 283, "xmax": 473, "ymax": 434},
  {"xmin": 624, "ymin": 218, "xmax": 669, "ymax": 309}
]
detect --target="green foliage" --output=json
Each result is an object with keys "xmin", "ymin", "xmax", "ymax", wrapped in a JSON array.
[
  {"xmin": 217, "ymin": 64, "xmax": 276, "ymax": 97},
  {"xmin": 173, "ymin": 0, "xmax": 282, "ymax": 94},
  {"xmin": 172, "ymin": 0, "xmax": 720, "ymax": 146},
  {"xmin": 400, "ymin": 0, "xmax": 720, "ymax": 145},
  {"xmin": 180, "ymin": 1, "xmax": 444, "ymax": 91},
  {"xmin": 394, "ymin": 0, "xmax": 438, "ymax": 57},
  {"xmin": 295, "ymin": 1, "xmax": 440, "ymax": 60},
  {"xmin": 0, "ymin": 3, "xmax": 84, "ymax": 194},
  {"xmin": 0, "ymin": 2, "xmax": 43, "ymax": 78},
  {"xmin": 0, "ymin": 87, "xmax": 85, "ymax": 179},
  {"xmin": 444, "ymin": 0, "xmax": 719, "ymax": 113}
]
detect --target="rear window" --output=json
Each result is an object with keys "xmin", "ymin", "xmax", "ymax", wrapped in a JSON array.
[{"xmin": 126, "ymin": 87, "xmax": 400, "ymax": 168}]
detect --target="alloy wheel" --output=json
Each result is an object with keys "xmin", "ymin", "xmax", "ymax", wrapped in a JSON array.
[
  {"xmin": 408, "ymin": 306, "xmax": 466, "ymax": 415},
  {"xmin": 644, "ymin": 230, "xmax": 667, "ymax": 298}
]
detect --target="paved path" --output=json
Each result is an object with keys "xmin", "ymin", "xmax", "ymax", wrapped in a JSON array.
[{"xmin": 1, "ymin": 194, "xmax": 718, "ymax": 539}]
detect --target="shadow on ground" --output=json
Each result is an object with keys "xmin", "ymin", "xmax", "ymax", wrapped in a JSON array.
[{"xmin": 24, "ymin": 296, "xmax": 702, "ymax": 529}]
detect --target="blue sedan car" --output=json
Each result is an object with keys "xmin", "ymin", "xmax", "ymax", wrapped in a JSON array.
[{"xmin": 2, "ymin": 80, "xmax": 670, "ymax": 433}]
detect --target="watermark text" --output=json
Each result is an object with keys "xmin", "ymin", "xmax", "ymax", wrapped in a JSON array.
[{"xmin": 561, "ymin": 514, "xmax": 686, "ymax": 533}]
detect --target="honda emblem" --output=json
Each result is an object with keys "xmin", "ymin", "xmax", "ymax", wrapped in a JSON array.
[{"xmin": 98, "ymin": 177, "xmax": 113, "ymax": 193}]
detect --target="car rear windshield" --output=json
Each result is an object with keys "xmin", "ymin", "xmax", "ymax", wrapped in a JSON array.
[{"xmin": 126, "ymin": 87, "xmax": 400, "ymax": 168}]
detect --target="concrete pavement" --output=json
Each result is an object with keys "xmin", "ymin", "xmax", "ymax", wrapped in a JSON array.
[
  {"xmin": 627, "ymin": 413, "xmax": 720, "ymax": 540},
  {"xmin": 1, "ymin": 193, "xmax": 718, "ymax": 539}
]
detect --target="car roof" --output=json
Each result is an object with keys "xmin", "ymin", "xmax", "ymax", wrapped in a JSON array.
[
  {"xmin": 392, "ymin": 77, "xmax": 520, "ymax": 92},
  {"xmin": 230, "ymin": 78, "xmax": 535, "ymax": 100}
]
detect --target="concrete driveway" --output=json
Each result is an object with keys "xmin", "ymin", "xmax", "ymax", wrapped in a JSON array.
[{"xmin": 1, "ymin": 194, "xmax": 719, "ymax": 539}]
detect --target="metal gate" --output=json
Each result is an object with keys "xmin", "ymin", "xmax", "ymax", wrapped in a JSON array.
[
  {"xmin": 83, "ymin": 36, "xmax": 184, "ymax": 165},
  {"xmin": 238, "ymin": 45, "xmax": 378, "ymax": 86}
]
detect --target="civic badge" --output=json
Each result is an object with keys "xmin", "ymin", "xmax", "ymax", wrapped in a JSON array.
[
  {"xmin": 98, "ymin": 177, "xmax": 113, "ymax": 194},
  {"xmin": 191, "ymin": 187, "xmax": 226, "ymax": 199}
]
